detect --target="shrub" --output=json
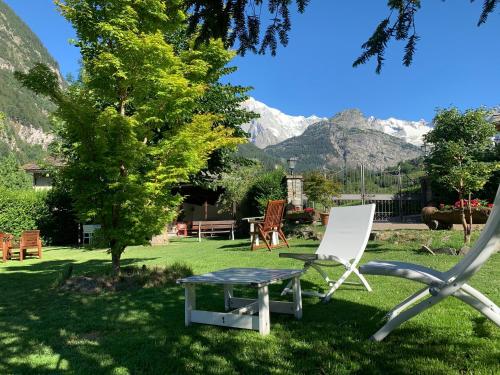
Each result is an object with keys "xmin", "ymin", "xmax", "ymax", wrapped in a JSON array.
[
  {"xmin": 0, "ymin": 185, "xmax": 79, "ymax": 245},
  {"xmin": 244, "ymin": 169, "xmax": 287, "ymax": 215},
  {"xmin": 0, "ymin": 187, "xmax": 48, "ymax": 237}
]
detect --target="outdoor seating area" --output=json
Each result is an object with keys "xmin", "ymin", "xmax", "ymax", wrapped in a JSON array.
[
  {"xmin": 0, "ymin": 1, "xmax": 499, "ymax": 373},
  {"xmin": 0, "ymin": 220, "xmax": 498, "ymax": 373},
  {"xmin": 1, "ymin": 230, "xmax": 42, "ymax": 262}
]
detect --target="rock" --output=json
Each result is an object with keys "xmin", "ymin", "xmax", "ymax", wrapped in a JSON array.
[
  {"xmin": 420, "ymin": 245, "xmax": 435, "ymax": 255},
  {"xmin": 459, "ymin": 246, "xmax": 471, "ymax": 256},
  {"xmin": 369, "ymin": 232, "xmax": 378, "ymax": 241},
  {"xmin": 433, "ymin": 247, "xmax": 458, "ymax": 255}
]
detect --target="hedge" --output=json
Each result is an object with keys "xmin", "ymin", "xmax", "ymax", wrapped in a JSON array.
[
  {"xmin": 0, "ymin": 188, "xmax": 48, "ymax": 237},
  {"xmin": 0, "ymin": 187, "xmax": 79, "ymax": 245}
]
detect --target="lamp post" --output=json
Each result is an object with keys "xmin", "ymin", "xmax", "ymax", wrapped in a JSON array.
[
  {"xmin": 287, "ymin": 156, "xmax": 298, "ymax": 175},
  {"xmin": 286, "ymin": 157, "xmax": 302, "ymax": 210}
]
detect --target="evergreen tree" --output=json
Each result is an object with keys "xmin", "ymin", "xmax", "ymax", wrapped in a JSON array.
[{"xmin": 186, "ymin": 1, "xmax": 498, "ymax": 72}]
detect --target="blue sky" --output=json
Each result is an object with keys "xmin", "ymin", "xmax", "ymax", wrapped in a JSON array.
[{"xmin": 4, "ymin": 0, "xmax": 500, "ymax": 122}]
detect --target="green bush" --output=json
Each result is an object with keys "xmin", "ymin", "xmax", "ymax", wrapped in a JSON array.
[
  {"xmin": 0, "ymin": 188, "xmax": 48, "ymax": 237},
  {"xmin": 244, "ymin": 169, "xmax": 287, "ymax": 215},
  {"xmin": 0, "ymin": 186, "xmax": 79, "ymax": 245}
]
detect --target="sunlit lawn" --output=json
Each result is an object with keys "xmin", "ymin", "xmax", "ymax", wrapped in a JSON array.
[{"xmin": 0, "ymin": 230, "xmax": 498, "ymax": 374}]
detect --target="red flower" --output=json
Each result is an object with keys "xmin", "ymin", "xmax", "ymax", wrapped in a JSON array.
[{"xmin": 487, "ymin": 203, "xmax": 494, "ymax": 208}]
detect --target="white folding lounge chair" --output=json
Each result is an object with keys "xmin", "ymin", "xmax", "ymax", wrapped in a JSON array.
[
  {"xmin": 280, "ymin": 204, "xmax": 375, "ymax": 302},
  {"xmin": 360, "ymin": 186, "xmax": 500, "ymax": 342}
]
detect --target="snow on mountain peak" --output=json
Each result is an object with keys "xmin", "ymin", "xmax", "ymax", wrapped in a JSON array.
[
  {"xmin": 241, "ymin": 97, "xmax": 325, "ymax": 148},
  {"xmin": 241, "ymin": 97, "xmax": 432, "ymax": 148}
]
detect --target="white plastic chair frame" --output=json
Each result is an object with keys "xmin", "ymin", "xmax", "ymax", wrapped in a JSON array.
[
  {"xmin": 280, "ymin": 204, "xmax": 376, "ymax": 302},
  {"xmin": 360, "ymin": 186, "xmax": 500, "ymax": 341}
]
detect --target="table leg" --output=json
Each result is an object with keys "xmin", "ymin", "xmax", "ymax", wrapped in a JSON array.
[
  {"xmin": 271, "ymin": 231, "xmax": 279, "ymax": 246},
  {"xmin": 292, "ymin": 276, "xmax": 303, "ymax": 320},
  {"xmin": 185, "ymin": 284, "xmax": 196, "ymax": 326},
  {"xmin": 224, "ymin": 284, "xmax": 233, "ymax": 311},
  {"xmin": 258, "ymin": 285, "xmax": 270, "ymax": 335}
]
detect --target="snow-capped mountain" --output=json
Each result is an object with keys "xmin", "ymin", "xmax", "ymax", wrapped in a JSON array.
[
  {"xmin": 368, "ymin": 117, "xmax": 431, "ymax": 146},
  {"xmin": 241, "ymin": 97, "xmax": 326, "ymax": 148},
  {"xmin": 241, "ymin": 97, "xmax": 432, "ymax": 148}
]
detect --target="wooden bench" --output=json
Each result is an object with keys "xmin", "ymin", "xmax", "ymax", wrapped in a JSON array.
[{"xmin": 191, "ymin": 220, "xmax": 236, "ymax": 242}]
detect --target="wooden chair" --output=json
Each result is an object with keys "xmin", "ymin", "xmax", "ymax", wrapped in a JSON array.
[
  {"xmin": 251, "ymin": 200, "xmax": 289, "ymax": 251},
  {"xmin": 1, "ymin": 232, "xmax": 13, "ymax": 262},
  {"xmin": 18, "ymin": 230, "xmax": 42, "ymax": 261}
]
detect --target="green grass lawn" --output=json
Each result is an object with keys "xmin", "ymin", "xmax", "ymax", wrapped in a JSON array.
[{"xmin": 0, "ymin": 231, "xmax": 498, "ymax": 374}]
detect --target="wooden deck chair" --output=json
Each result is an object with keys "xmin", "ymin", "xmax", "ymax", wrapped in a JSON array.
[
  {"xmin": 251, "ymin": 199, "xmax": 289, "ymax": 251},
  {"xmin": 18, "ymin": 230, "xmax": 42, "ymax": 261},
  {"xmin": 280, "ymin": 204, "xmax": 375, "ymax": 302},
  {"xmin": 360, "ymin": 186, "xmax": 500, "ymax": 341},
  {"xmin": 1, "ymin": 232, "xmax": 13, "ymax": 262}
]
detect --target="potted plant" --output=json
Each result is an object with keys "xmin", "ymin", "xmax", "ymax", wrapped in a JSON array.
[{"xmin": 303, "ymin": 171, "xmax": 341, "ymax": 226}]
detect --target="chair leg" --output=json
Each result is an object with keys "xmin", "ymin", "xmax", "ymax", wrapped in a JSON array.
[
  {"xmin": 371, "ymin": 294, "xmax": 446, "ymax": 342},
  {"xmin": 38, "ymin": 243, "xmax": 42, "ymax": 259},
  {"xmin": 277, "ymin": 229, "xmax": 289, "ymax": 248},
  {"xmin": 352, "ymin": 267, "xmax": 372, "ymax": 292},
  {"xmin": 259, "ymin": 228, "xmax": 272, "ymax": 251},
  {"xmin": 19, "ymin": 246, "xmax": 23, "ymax": 261},
  {"xmin": 454, "ymin": 289, "xmax": 500, "ymax": 326},
  {"xmin": 385, "ymin": 287, "xmax": 430, "ymax": 320},
  {"xmin": 322, "ymin": 267, "xmax": 355, "ymax": 302},
  {"xmin": 460, "ymin": 284, "xmax": 500, "ymax": 315}
]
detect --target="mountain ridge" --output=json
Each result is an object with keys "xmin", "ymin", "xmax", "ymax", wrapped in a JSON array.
[
  {"xmin": 0, "ymin": 0, "xmax": 60, "ymax": 163},
  {"xmin": 241, "ymin": 97, "xmax": 432, "ymax": 148}
]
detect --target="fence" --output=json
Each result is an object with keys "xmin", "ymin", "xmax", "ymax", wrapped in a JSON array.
[{"xmin": 330, "ymin": 165, "xmax": 424, "ymax": 222}]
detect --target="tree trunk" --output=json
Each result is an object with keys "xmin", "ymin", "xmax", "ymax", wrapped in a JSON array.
[
  {"xmin": 110, "ymin": 240, "xmax": 125, "ymax": 275},
  {"xmin": 466, "ymin": 193, "xmax": 473, "ymax": 245},
  {"xmin": 459, "ymin": 194, "xmax": 468, "ymax": 244}
]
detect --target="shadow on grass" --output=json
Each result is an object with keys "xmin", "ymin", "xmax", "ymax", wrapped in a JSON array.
[{"xmin": 0, "ymin": 257, "xmax": 497, "ymax": 374}]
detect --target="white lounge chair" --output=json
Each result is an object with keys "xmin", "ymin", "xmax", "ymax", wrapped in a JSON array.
[
  {"xmin": 360, "ymin": 186, "xmax": 500, "ymax": 341},
  {"xmin": 280, "ymin": 204, "xmax": 376, "ymax": 302}
]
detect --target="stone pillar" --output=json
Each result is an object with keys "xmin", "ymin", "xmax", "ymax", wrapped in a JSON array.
[{"xmin": 286, "ymin": 175, "xmax": 304, "ymax": 210}]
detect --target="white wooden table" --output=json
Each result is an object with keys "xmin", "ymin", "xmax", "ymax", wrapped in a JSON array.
[{"xmin": 177, "ymin": 268, "xmax": 303, "ymax": 335}]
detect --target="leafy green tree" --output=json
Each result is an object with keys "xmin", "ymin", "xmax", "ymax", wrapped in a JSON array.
[
  {"xmin": 0, "ymin": 155, "xmax": 32, "ymax": 190},
  {"xmin": 303, "ymin": 170, "xmax": 341, "ymax": 212},
  {"xmin": 424, "ymin": 107, "xmax": 498, "ymax": 243},
  {"xmin": 186, "ymin": 1, "xmax": 498, "ymax": 72},
  {"xmin": 216, "ymin": 159, "xmax": 262, "ymax": 218},
  {"xmin": 16, "ymin": 0, "xmax": 245, "ymax": 273},
  {"xmin": 246, "ymin": 168, "xmax": 287, "ymax": 214}
]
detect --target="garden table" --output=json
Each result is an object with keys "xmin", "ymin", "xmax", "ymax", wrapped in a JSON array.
[{"xmin": 177, "ymin": 268, "xmax": 303, "ymax": 335}]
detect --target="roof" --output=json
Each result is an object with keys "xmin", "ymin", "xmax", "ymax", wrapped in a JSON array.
[{"xmin": 22, "ymin": 157, "xmax": 64, "ymax": 173}]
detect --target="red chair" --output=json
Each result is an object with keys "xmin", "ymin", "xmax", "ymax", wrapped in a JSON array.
[
  {"xmin": 176, "ymin": 223, "xmax": 188, "ymax": 237},
  {"xmin": 1, "ymin": 233, "xmax": 13, "ymax": 262},
  {"xmin": 18, "ymin": 230, "xmax": 42, "ymax": 261},
  {"xmin": 251, "ymin": 200, "xmax": 289, "ymax": 251}
]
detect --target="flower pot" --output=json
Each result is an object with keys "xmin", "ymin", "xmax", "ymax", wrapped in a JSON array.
[{"xmin": 320, "ymin": 212, "xmax": 329, "ymax": 226}]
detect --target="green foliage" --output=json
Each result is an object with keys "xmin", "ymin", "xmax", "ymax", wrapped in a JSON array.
[
  {"xmin": 303, "ymin": 170, "xmax": 341, "ymax": 211},
  {"xmin": 37, "ymin": 181, "xmax": 79, "ymax": 246},
  {"xmin": 235, "ymin": 143, "xmax": 284, "ymax": 170},
  {"xmin": 424, "ymin": 107, "xmax": 498, "ymax": 198},
  {"xmin": 424, "ymin": 107, "xmax": 499, "ymax": 243},
  {"xmin": 186, "ymin": 1, "xmax": 498, "ymax": 72},
  {"xmin": 216, "ymin": 159, "xmax": 262, "ymax": 217},
  {"xmin": 0, "ymin": 155, "xmax": 32, "ymax": 190},
  {"xmin": 0, "ymin": 187, "xmax": 48, "ymax": 237},
  {"xmin": 16, "ymin": 0, "xmax": 247, "ymax": 271},
  {"xmin": 246, "ymin": 169, "xmax": 287, "ymax": 214}
]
